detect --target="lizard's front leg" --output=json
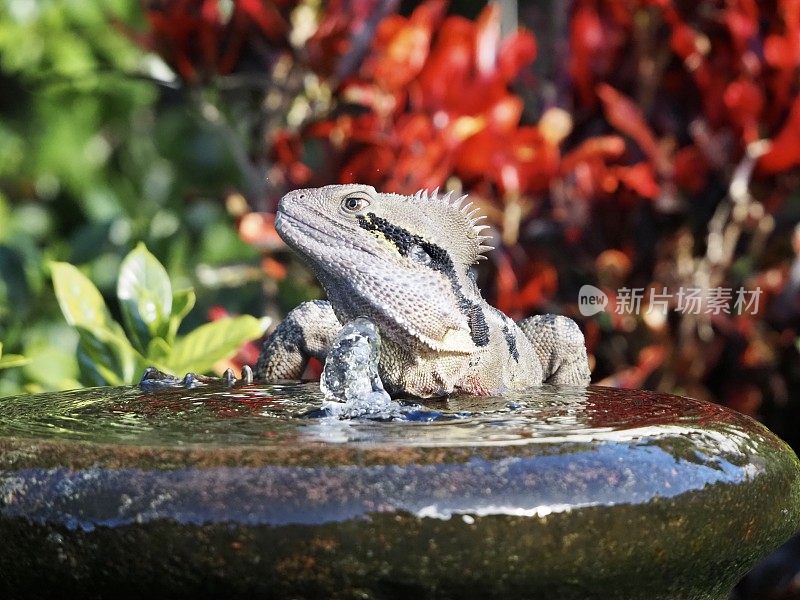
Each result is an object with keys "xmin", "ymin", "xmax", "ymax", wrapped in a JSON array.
[
  {"xmin": 517, "ymin": 314, "xmax": 591, "ymax": 385},
  {"xmin": 255, "ymin": 300, "xmax": 342, "ymax": 380}
]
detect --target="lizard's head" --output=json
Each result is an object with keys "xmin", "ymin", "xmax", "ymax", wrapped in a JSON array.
[{"xmin": 276, "ymin": 184, "xmax": 493, "ymax": 353}]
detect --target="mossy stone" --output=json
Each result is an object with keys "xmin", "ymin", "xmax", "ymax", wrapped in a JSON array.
[{"xmin": 0, "ymin": 385, "xmax": 798, "ymax": 599}]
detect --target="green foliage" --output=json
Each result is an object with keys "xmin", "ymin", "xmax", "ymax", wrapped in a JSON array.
[
  {"xmin": 51, "ymin": 244, "xmax": 267, "ymax": 387},
  {"xmin": 0, "ymin": 1, "xmax": 266, "ymax": 396},
  {"xmin": 0, "ymin": 342, "xmax": 29, "ymax": 370}
]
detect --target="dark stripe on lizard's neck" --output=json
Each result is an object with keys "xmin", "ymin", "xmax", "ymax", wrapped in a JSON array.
[{"xmin": 356, "ymin": 212, "xmax": 490, "ymax": 347}]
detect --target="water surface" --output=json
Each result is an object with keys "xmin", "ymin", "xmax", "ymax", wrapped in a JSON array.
[{"xmin": 0, "ymin": 383, "xmax": 760, "ymax": 453}]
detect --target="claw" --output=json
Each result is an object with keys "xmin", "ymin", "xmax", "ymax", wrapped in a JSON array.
[
  {"xmin": 138, "ymin": 366, "xmax": 258, "ymax": 390},
  {"xmin": 139, "ymin": 367, "xmax": 183, "ymax": 389},
  {"xmin": 181, "ymin": 372, "xmax": 215, "ymax": 388}
]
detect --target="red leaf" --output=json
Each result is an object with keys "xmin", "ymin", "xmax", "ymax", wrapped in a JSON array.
[
  {"xmin": 366, "ymin": 0, "xmax": 445, "ymax": 91},
  {"xmin": 415, "ymin": 16, "xmax": 475, "ymax": 112},
  {"xmin": 453, "ymin": 129, "xmax": 499, "ymax": 179},
  {"xmin": 513, "ymin": 264, "xmax": 558, "ymax": 313},
  {"xmin": 723, "ymin": 0, "xmax": 759, "ymax": 54},
  {"xmin": 410, "ymin": 0, "xmax": 448, "ymax": 28},
  {"xmin": 455, "ymin": 126, "xmax": 558, "ymax": 195},
  {"xmin": 765, "ymin": 0, "xmax": 800, "ymax": 69},
  {"xmin": 261, "ymin": 256, "xmax": 288, "ymax": 281},
  {"xmin": 758, "ymin": 95, "xmax": 800, "ymax": 174},
  {"xmin": 668, "ymin": 20, "xmax": 701, "ymax": 61},
  {"xmin": 596, "ymin": 83, "xmax": 659, "ymax": 160},
  {"xmin": 237, "ymin": 0, "xmax": 288, "ymax": 41},
  {"xmin": 340, "ymin": 145, "xmax": 395, "ymax": 185},
  {"xmin": 498, "ymin": 30, "xmax": 537, "ymax": 80},
  {"xmin": 764, "ymin": 35, "xmax": 795, "ymax": 69},
  {"xmin": 487, "ymin": 95, "xmax": 523, "ymax": 133},
  {"xmin": 673, "ymin": 145, "xmax": 709, "ymax": 194},
  {"xmin": 723, "ymin": 78, "xmax": 764, "ymax": 143},
  {"xmin": 271, "ymin": 130, "xmax": 302, "ymax": 165},
  {"xmin": 597, "ymin": 345, "xmax": 667, "ymax": 389},
  {"xmin": 510, "ymin": 127, "xmax": 560, "ymax": 193},
  {"xmin": 199, "ymin": 0, "xmax": 220, "ymax": 72},
  {"xmin": 494, "ymin": 252, "xmax": 557, "ymax": 315},
  {"xmin": 560, "ymin": 135, "xmax": 626, "ymax": 174},
  {"xmin": 208, "ymin": 305, "xmax": 229, "ymax": 321},
  {"xmin": 340, "ymin": 81, "xmax": 400, "ymax": 116},
  {"xmin": 569, "ymin": 3, "xmax": 605, "ymax": 106},
  {"xmin": 494, "ymin": 251, "xmax": 518, "ymax": 315},
  {"xmin": 614, "ymin": 163, "xmax": 660, "ymax": 199},
  {"xmin": 141, "ymin": 0, "xmax": 293, "ymax": 82}
]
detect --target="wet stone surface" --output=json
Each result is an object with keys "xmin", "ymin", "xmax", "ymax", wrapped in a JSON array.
[{"xmin": 0, "ymin": 384, "xmax": 798, "ymax": 599}]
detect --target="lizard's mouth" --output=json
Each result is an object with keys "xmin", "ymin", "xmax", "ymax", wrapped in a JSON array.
[
  {"xmin": 276, "ymin": 210, "xmax": 383, "ymax": 260},
  {"xmin": 276, "ymin": 210, "xmax": 341, "ymax": 244}
]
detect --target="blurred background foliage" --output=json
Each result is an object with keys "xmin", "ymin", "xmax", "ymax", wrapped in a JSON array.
[
  {"xmin": 0, "ymin": 0, "xmax": 798, "ymax": 456},
  {"xmin": 0, "ymin": 0, "xmax": 272, "ymax": 394}
]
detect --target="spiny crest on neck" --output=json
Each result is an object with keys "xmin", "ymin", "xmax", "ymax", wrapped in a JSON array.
[{"xmin": 410, "ymin": 187, "xmax": 494, "ymax": 263}]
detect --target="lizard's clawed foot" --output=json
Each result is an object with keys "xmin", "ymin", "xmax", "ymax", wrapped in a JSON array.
[
  {"xmin": 518, "ymin": 314, "xmax": 591, "ymax": 386},
  {"xmin": 138, "ymin": 365, "xmax": 254, "ymax": 390}
]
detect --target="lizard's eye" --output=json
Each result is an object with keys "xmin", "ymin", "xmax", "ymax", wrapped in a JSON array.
[{"xmin": 342, "ymin": 195, "xmax": 370, "ymax": 213}]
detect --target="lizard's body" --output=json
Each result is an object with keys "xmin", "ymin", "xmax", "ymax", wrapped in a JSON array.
[{"xmin": 254, "ymin": 184, "xmax": 590, "ymax": 397}]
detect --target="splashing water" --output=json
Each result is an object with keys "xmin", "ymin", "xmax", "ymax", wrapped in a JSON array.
[{"xmin": 319, "ymin": 317, "xmax": 403, "ymax": 419}]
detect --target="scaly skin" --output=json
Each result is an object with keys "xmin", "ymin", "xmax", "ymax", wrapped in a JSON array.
[{"xmin": 254, "ymin": 184, "xmax": 590, "ymax": 398}]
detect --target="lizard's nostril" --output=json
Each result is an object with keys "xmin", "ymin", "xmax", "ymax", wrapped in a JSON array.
[{"xmin": 278, "ymin": 191, "xmax": 303, "ymax": 213}]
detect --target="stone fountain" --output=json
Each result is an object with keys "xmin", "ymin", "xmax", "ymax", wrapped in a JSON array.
[{"xmin": 0, "ymin": 383, "xmax": 798, "ymax": 599}]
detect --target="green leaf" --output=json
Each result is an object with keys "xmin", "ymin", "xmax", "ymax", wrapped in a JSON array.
[
  {"xmin": 51, "ymin": 261, "xmax": 115, "ymax": 331},
  {"xmin": 0, "ymin": 342, "xmax": 30, "ymax": 370},
  {"xmin": 166, "ymin": 288, "xmax": 196, "ymax": 343},
  {"xmin": 17, "ymin": 325, "xmax": 80, "ymax": 392},
  {"xmin": 146, "ymin": 337, "xmax": 171, "ymax": 361},
  {"xmin": 20, "ymin": 348, "xmax": 77, "ymax": 391},
  {"xmin": 117, "ymin": 243, "xmax": 173, "ymax": 352},
  {"xmin": 0, "ymin": 354, "xmax": 30, "ymax": 369},
  {"xmin": 78, "ymin": 343, "xmax": 124, "ymax": 386},
  {"xmin": 74, "ymin": 324, "xmax": 144, "ymax": 386},
  {"xmin": 163, "ymin": 315, "xmax": 266, "ymax": 374}
]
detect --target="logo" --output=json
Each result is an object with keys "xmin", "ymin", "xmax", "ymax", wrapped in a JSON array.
[{"xmin": 578, "ymin": 285, "xmax": 608, "ymax": 316}]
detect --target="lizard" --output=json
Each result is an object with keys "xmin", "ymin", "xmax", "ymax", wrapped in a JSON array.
[{"xmin": 250, "ymin": 184, "xmax": 591, "ymax": 398}]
